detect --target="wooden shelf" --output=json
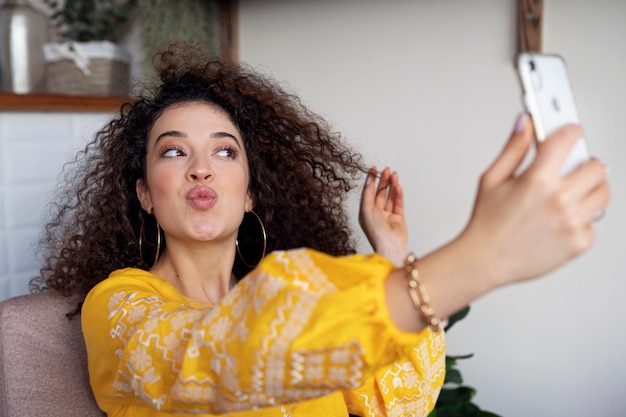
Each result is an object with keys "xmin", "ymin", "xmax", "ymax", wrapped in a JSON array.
[
  {"xmin": 0, "ymin": 93, "xmax": 132, "ymax": 112},
  {"xmin": 0, "ymin": 0, "xmax": 237, "ymax": 113}
]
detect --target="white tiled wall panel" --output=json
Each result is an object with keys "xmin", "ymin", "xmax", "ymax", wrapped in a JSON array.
[
  {"xmin": 0, "ymin": 112, "xmax": 114, "ymax": 301},
  {"xmin": 0, "ymin": 229, "xmax": 7, "ymax": 275},
  {"xmin": 6, "ymin": 184, "xmax": 53, "ymax": 229},
  {"xmin": 0, "ymin": 189, "xmax": 5, "ymax": 230}
]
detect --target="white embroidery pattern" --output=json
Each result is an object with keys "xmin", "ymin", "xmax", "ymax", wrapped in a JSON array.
[
  {"xmin": 102, "ymin": 249, "xmax": 444, "ymax": 415},
  {"xmin": 363, "ymin": 332, "xmax": 445, "ymax": 417}
]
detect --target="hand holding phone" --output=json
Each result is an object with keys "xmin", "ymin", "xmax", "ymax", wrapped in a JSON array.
[{"xmin": 516, "ymin": 53, "xmax": 590, "ymax": 176}]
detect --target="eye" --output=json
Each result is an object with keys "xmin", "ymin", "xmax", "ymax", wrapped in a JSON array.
[
  {"xmin": 161, "ymin": 146, "xmax": 186, "ymax": 158},
  {"xmin": 214, "ymin": 146, "xmax": 238, "ymax": 159}
]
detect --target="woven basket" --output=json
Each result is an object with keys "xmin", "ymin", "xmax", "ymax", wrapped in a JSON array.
[
  {"xmin": 45, "ymin": 58, "xmax": 129, "ymax": 96},
  {"xmin": 44, "ymin": 41, "xmax": 130, "ymax": 97}
]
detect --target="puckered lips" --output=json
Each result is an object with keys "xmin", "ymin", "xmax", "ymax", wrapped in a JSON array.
[{"xmin": 186, "ymin": 185, "xmax": 217, "ymax": 210}]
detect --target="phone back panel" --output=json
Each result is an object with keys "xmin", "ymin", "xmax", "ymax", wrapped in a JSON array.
[{"xmin": 516, "ymin": 53, "xmax": 589, "ymax": 175}]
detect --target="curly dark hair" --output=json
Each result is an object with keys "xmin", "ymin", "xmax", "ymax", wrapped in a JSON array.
[{"xmin": 33, "ymin": 44, "xmax": 367, "ymax": 299}]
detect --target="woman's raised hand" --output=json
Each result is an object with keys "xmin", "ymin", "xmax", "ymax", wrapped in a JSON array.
[
  {"xmin": 359, "ymin": 167, "xmax": 408, "ymax": 266},
  {"xmin": 460, "ymin": 113, "xmax": 610, "ymax": 288}
]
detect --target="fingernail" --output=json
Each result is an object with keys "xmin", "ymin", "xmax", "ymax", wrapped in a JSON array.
[
  {"xmin": 514, "ymin": 113, "xmax": 528, "ymax": 133},
  {"xmin": 593, "ymin": 158, "xmax": 610, "ymax": 175},
  {"xmin": 366, "ymin": 174, "xmax": 373, "ymax": 185}
]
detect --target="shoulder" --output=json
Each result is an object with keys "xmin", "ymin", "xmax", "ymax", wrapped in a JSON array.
[
  {"xmin": 91, "ymin": 267, "xmax": 164, "ymax": 294},
  {"xmin": 107, "ymin": 267, "xmax": 158, "ymax": 281},
  {"xmin": 83, "ymin": 267, "xmax": 184, "ymax": 314}
]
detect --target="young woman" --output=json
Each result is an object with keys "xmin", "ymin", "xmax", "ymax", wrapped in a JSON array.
[{"xmin": 34, "ymin": 44, "xmax": 609, "ymax": 416}]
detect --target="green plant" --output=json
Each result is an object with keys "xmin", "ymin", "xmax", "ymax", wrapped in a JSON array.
[
  {"xmin": 428, "ymin": 306, "xmax": 502, "ymax": 417},
  {"xmin": 44, "ymin": 0, "xmax": 138, "ymax": 42},
  {"xmin": 138, "ymin": 0, "xmax": 221, "ymax": 83}
]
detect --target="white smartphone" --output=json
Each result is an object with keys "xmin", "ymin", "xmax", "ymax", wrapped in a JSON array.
[{"xmin": 516, "ymin": 52, "xmax": 590, "ymax": 175}]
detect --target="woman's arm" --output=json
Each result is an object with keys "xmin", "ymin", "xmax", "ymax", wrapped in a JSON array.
[
  {"xmin": 384, "ymin": 114, "xmax": 610, "ymax": 332},
  {"xmin": 343, "ymin": 114, "xmax": 609, "ymax": 417}
]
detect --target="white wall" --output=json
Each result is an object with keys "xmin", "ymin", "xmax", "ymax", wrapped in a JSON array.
[
  {"xmin": 238, "ymin": 1, "xmax": 626, "ymax": 416},
  {"xmin": 0, "ymin": 112, "xmax": 111, "ymax": 298}
]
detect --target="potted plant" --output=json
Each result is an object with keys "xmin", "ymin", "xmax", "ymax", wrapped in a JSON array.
[
  {"xmin": 42, "ymin": 0, "xmax": 138, "ymax": 96},
  {"xmin": 429, "ymin": 307, "xmax": 503, "ymax": 417}
]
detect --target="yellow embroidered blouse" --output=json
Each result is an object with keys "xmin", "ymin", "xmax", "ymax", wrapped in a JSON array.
[{"xmin": 82, "ymin": 248, "xmax": 446, "ymax": 417}]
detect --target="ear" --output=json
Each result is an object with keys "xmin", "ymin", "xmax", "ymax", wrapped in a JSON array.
[
  {"xmin": 244, "ymin": 191, "xmax": 254, "ymax": 212},
  {"xmin": 136, "ymin": 178, "xmax": 153, "ymax": 213}
]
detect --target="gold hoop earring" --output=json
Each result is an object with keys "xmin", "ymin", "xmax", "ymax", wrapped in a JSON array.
[
  {"xmin": 236, "ymin": 210, "xmax": 267, "ymax": 268},
  {"xmin": 153, "ymin": 221, "xmax": 161, "ymax": 268},
  {"xmin": 139, "ymin": 213, "xmax": 161, "ymax": 269}
]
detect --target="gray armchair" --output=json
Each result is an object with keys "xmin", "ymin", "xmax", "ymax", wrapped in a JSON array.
[{"xmin": 0, "ymin": 292, "xmax": 104, "ymax": 417}]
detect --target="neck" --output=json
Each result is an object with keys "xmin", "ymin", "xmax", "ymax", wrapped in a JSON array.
[{"xmin": 151, "ymin": 240, "xmax": 237, "ymax": 305}]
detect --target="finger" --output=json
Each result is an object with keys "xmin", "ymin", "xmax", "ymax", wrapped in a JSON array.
[
  {"xmin": 562, "ymin": 158, "xmax": 608, "ymax": 202},
  {"xmin": 481, "ymin": 113, "xmax": 534, "ymax": 189},
  {"xmin": 388, "ymin": 172, "xmax": 405, "ymax": 216},
  {"xmin": 383, "ymin": 171, "xmax": 399, "ymax": 212},
  {"xmin": 360, "ymin": 166, "xmax": 378, "ymax": 208},
  {"xmin": 375, "ymin": 167, "xmax": 392, "ymax": 207},
  {"xmin": 577, "ymin": 178, "xmax": 611, "ymax": 224},
  {"xmin": 571, "ymin": 224, "xmax": 596, "ymax": 258},
  {"xmin": 385, "ymin": 172, "xmax": 403, "ymax": 214},
  {"xmin": 532, "ymin": 123, "xmax": 585, "ymax": 175}
]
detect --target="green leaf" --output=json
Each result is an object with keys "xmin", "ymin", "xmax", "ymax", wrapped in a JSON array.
[
  {"xmin": 45, "ymin": 0, "xmax": 138, "ymax": 41},
  {"xmin": 444, "ymin": 305, "xmax": 470, "ymax": 332},
  {"xmin": 446, "ymin": 353, "xmax": 474, "ymax": 362},
  {"xmin": 436, "ymin": 386, "xmax": 476, "ymax": 405},
  {"xmin": 445, "ymin": 353, "xmax": 474, "ymax": 370},
  {"xmin": 444, "ymin": 368, "xmax": 463, "ymax": 385}
]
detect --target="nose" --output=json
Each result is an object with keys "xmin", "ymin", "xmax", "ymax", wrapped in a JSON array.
[{"xmin": 187, "ymin": 156, "xmax": 213, "ymax": 182}]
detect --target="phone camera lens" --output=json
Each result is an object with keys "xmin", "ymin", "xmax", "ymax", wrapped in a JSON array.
[{"xmin": 529, "ymin": 60, "xmax": 536, "ymax": 71}]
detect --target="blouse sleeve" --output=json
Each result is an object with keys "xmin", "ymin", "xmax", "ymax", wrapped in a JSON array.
[
  {"xmin": 341, "ymin": 337, "xmax": 446, "ymax": 417},
  {"xmin": 82, "ymin": 248, "xmax": 446, "ymax": 415}
]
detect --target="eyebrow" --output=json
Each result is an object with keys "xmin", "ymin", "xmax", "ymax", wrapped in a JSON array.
[{"xmin": 153, "ymin": 130, "xmax": 242, "ymax": 148}]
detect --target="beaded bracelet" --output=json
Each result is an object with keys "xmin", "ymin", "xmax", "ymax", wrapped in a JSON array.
[{"xmin": 404, "ymin": 253, "xmax": 441, "ymax": 333}]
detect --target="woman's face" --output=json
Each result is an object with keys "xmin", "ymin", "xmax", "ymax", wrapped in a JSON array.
[{"xmin": 136, "ymin": 101, "xmax": 253, "ymax": 246}]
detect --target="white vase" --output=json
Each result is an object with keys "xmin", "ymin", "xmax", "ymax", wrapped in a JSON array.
[{"xmin": 0, "ymin": 0, "xmax": 47, "ymax": 94}]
